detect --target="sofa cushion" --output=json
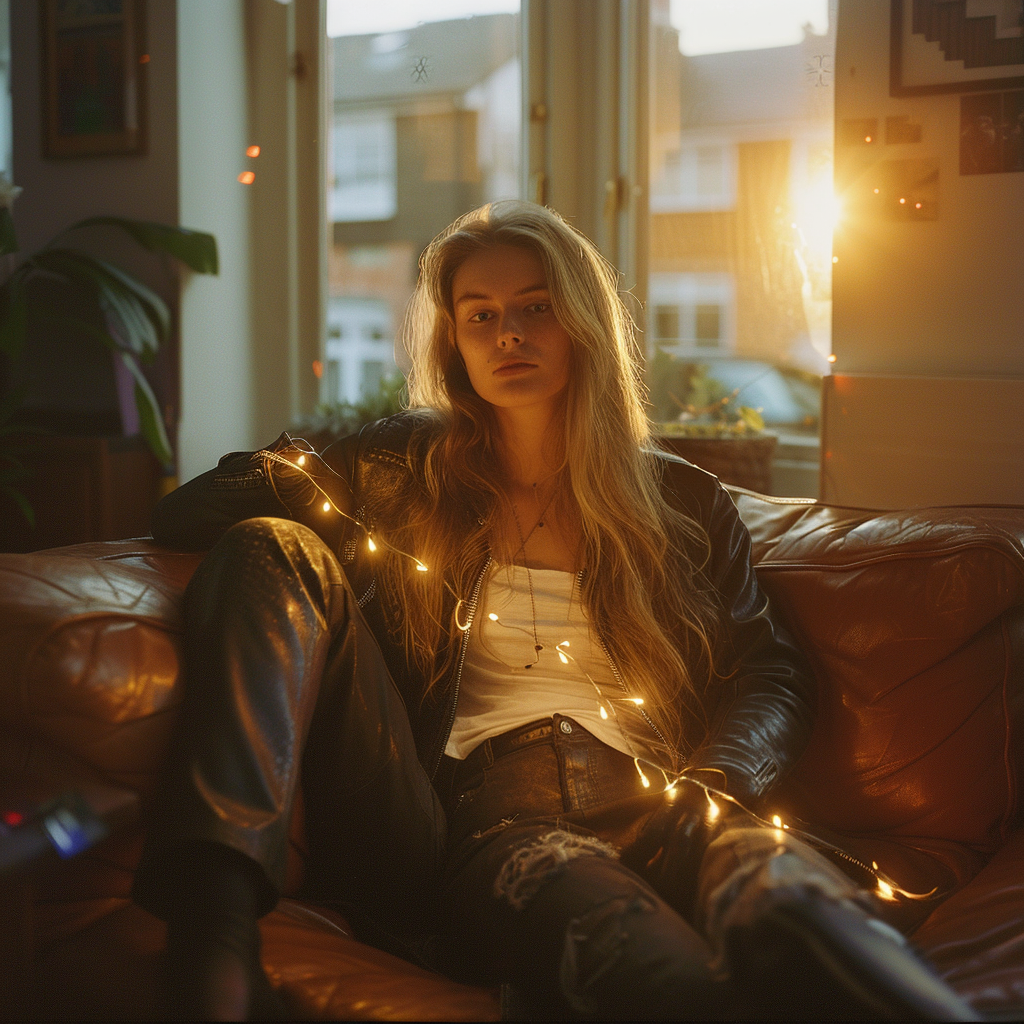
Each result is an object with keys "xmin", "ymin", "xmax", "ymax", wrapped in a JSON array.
[
  {"xmin": 30, "ymin": 896, "xmax": 501, "ymax": 1021},
  {"xmin": 730, "ymin": 493, "xmax": 1024, "ymax": 899}
]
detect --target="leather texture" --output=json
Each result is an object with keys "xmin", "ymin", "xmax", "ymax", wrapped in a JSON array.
[{"xmin": 0, "ymin": 437, "xmax": 1022, "ymax": 1018}]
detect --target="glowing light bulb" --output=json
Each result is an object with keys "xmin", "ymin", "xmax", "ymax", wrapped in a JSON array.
[
  {"xmin": 832, "ymin": 256, "xmax": 839, "ymax": 264},
  {"xmin": 415, "ymin": 562, "xmax": 428, "ymax": 572},
  {"xmin": 865, "ymin": 135, "xmax": 872, "ymax": 143},
  {"xmin": 367, "ymin": 536, "xmax": 377, "ymax": 552},
  {"xmin": 827, "ymin": 354, "xmax": 837, "ymax": 363},
  {"xmin": 665, "ymin": 782, "xmax": 678, "ymax": 796},
  {"xmin": 876, "ymin": 879, "xmax": 896, "ymax": 901},
  {"xmin": 488, "ymin": 612, "xmax": 499, "ymax": 621},
  {"xmin": 599, "ymin": 705, "xmax": 609, "ymax": 720},
  {"xmin": 322, "ymin": 501, "xmax": 331, "ymax": 512},
  {"xmin": 915, "ymin": 202, "xmax": 922, "ymax": 209},
  {"xmin": 873, "ymin": 187, "xmax": 880, "ymax": 194},
  {"xmin": 628, "ymin": 697, "xmax": 644, "ymax": 706},
  {"xmin": 772, "ymin": 814, "xmax": 783, "ymax": 828},
  {"xmin": 238, "ymin": 171, "xmax": 255, "ymax": 185},
  {"xmin": 635, "ymin": 760, "xmax": 650, "ymax": 788},
  {"xmin": 558, "ymin": 651, "xmax": 569, "ymax": 664},
  {"xmin": 297, "ymin": 455, "xmax": 306, "ymax": 466},
  {"xmin": 246, "ymin": 145, "xmax": 261, "ymax": 158},
  {"xmin": 707, "ymin": 797, "xmax": 721, "ymax": 820},
  {"xmin": 899, "ymin": 197, "xmax": 906, "ymax": 204}
]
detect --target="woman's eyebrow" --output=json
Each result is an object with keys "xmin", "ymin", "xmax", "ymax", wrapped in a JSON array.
[{"xmin": 453, "ymin": 283, "xmax": 549, "ymax": 307}]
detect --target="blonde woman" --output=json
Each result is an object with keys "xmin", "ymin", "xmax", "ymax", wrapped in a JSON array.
[{"xmin": 135, "ymin": 202, "xmax": 971, "ymax": 1021}]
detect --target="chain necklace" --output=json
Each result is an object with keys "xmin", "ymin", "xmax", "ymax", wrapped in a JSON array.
[{"xmin": 508, "ymin": 483, "xmax": 558, "ymax": 669}]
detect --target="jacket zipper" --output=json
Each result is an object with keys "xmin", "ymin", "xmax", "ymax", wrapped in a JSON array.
[{"xmin": 431, "ymin": 555, "xmax": 491, "ymax": 779}]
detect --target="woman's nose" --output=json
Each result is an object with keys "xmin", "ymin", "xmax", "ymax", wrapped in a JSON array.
[{"xmin": 497, "ymin": 312, "xmax": 523, "ymax": 348}]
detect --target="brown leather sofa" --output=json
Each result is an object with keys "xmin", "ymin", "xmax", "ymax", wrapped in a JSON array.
[{"xmin": 1, "ymin": 487, "xmax": 1022, "ymax": 1021}]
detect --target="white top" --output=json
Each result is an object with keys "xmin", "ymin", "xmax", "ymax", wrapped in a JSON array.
[{"xmin": 445, "ymin": 563, "xmax": 648, "ymax": 761}]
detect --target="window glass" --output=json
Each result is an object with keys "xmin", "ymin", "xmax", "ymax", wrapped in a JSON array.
[
  {"xmin": 326, "ymin": 1, "xmax": 521, "ymax": 413},
  {"xmin": 649, "ymin": 0, "xmax": 836, "ymax": 497}
]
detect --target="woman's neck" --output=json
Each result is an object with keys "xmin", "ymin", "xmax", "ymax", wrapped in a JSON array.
[{"xmin": 494, "ymin": 405, "xmax": 563, "ymax": 489}]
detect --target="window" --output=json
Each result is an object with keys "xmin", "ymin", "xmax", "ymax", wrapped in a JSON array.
[
  {"xmin": 330, "ymin": 113, "xmax": 398, "ymax": 223},
  {"xmin": 326, "ymin": 2, "xmax": 521, "ymax": 407},
  {"xmin": 648, "ymin": 0, "xmax": 835, "ymax": 497}
]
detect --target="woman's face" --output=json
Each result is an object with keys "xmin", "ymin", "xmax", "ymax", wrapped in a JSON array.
[{"xmin": 451, "ymin": 244, "xmax": 572, "ymax": 418}]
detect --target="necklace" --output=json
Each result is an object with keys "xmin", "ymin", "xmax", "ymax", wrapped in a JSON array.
[{"xmin": 509, "ymin": 486, "xmax": 558, "ymax": 668}]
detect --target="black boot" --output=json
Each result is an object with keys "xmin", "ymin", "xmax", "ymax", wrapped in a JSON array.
[
  {"xmin": 159, "ymin": 842, "xmax": 287, "ymax": 1021},
  {"xmin": 699, "ymin": 828, "xmax": 978, "ymax": 1022}
]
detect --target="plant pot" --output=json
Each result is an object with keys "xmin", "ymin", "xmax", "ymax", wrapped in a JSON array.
[{"xmin": 657, "ymin": 434, "xmax": 778, "ymax": 493}]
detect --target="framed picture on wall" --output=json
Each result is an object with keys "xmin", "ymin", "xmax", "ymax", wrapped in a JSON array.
[
  {"xmin": 890, "ymin": 0, "xmax": 1024, "ymax": 97},
  {"xmin": 41, "ymin": 0, "xmax": 147, "ymax": 158}
]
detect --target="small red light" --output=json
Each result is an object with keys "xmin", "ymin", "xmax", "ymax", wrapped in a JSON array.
[
  {"xmin": 3, "ymin": 810, "xmax": 24, "ymax": 826},
  {"xmin": 246, "ymin": 145, "xmax": 261, "ymax": 158},
  {"xmin": 312, "ymin": 360, "xmax": 324, "ymax": 379},
  {"xmin": 238, "ymin": 171, "xmax": 255, "ymax": 185},
  {"xmin": 139, "ymin": 54, "xmax": 150, "ymax": 64}
]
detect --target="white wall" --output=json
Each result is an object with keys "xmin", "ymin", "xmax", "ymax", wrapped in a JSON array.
[
  {"xmin": 825, "ymin": 0, "xmax": 1024, "ymax": 507},
  {"xmin": 176, "ymin": 0, "xmax": 254, "ymax": 481}
]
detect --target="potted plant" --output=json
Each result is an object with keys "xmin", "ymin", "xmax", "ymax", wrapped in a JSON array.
[
  {"xmin": 647, "ymin": 350, "xmax": 777, "ymax": 493},
  {"xmin": 0, "ymin": 174, "xmax": 217, "ymax": 524},
  {"xmin": 291, "ymin": 371, "xmax": 408, "ymax": 452}
]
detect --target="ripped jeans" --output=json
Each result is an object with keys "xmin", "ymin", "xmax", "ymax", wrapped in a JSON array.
[{"xmin": 438, "ymin": 718, "xmax": 739, "ymax": 1020}]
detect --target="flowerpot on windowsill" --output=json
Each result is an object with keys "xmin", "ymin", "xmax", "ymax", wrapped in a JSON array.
[{"xmin": 656, "ymin": 431, "xmax": 778, "ymax": 493}]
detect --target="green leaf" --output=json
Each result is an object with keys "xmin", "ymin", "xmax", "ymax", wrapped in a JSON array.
[
  {"xmin": 0, "ymin": 270, "xmax": 28, "ymax": 359},
  {"xmin": 0, "ymin": 207, "xmax": 18, "ymax": 256},
  {"xmin": 71, "ymin": 216, "xmax": 219, "ymax": 275},
  {"xmin": 31, "ymin": 248, "xmax": 167, "ymax": 357},
  {"xmin": 1, "ymin": 484, "xmax": 35, "ymax": 527},
  {"xmin": 118, "ymin": 352, "xmax": 174, "ymax": 467},
  {"xmin": 36, "ymin": 310, "xmax": 123, "ymax": 353},
  {"xmin": 737, "ymin": 406, "xmax": 766, "ymax": 433}
]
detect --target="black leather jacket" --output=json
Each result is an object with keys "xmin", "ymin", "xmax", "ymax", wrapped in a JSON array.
[{"xmin": 153, "ymin": 412, "xmax": 815, "ymax": 809}]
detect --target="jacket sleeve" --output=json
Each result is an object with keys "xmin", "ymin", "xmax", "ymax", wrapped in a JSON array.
[
  {"xmin": 682, "ymin": 481, "xmax": 816, "ymax": 809},
  {"xmin": 150, "ymin": 432, "xmax": 360, "ymax": 554}
]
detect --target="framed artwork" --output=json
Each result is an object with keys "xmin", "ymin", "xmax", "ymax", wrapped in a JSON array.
[
  {"xmin": 890, "ymin": 0, "xmax": 1024, "ymax": 97},
  {"xmin": 41, "ymin": 0, "xmax": 147, "ymax": 158}
]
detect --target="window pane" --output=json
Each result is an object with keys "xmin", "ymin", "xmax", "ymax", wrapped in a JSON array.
[
  {"xmin": 326, "ymin": 3, "xmax": 521, "ymax": 412},
  {"xmin": 649, "ymin": 0, "xmax": 835, "ymax": 498}
]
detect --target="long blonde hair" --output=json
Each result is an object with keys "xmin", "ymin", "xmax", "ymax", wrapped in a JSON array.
[{"xmin": 371, "ymin": 201, "xmax": 719, "ymax": 759}]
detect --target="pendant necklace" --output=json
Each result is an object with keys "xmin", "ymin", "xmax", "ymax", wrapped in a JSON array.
[{"xmin": 509, "ymin": 482, "xmax": 558, "ymax": 669}]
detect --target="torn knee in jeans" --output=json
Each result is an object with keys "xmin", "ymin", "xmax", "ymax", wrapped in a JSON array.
[
  {"xmin": 559, "ymin": 892, "xmax": 658, "ymax": 1015},
  {"xmin": 493, "ymin": 831, "xmax": 619, "ymax": 911}
]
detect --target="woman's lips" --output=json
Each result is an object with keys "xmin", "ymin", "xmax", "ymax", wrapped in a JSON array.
[{"xmin": 493, "ymin": 360, "xmax": 537, "ymax": 375}]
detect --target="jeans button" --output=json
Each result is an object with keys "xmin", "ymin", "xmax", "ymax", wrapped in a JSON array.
[{"xmin": 560, "ymin": 720, "xmax": 573, "ymax": 734}]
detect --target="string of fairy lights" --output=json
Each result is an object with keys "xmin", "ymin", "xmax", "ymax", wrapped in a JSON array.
[{"xmin": 263, "ymin": 439, "xmax": 935, "ymax": 906}]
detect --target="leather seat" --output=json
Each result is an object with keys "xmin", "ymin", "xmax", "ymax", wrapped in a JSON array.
[{"xmin": 1, "ymin": 487, "xmax": 1021, "ymax": 1020}]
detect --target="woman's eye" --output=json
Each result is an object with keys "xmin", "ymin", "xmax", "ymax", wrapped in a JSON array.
[
  {"xmin": 527, "ymin": 302, "xmax": 549, "ymax": 314},
  {"xmin": 469, "ymin": 311, "xmax": 494, "ymax": 323}
]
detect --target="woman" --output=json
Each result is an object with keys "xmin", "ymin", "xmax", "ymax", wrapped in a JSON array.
[{"xmin": 135, "ymin": 202, "xmax": 970, "ymax": 1021}]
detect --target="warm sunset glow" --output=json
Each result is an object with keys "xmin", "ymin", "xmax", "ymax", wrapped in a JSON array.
[
  {"xmin": 793, "ymin": 169, "xmax": 841, "ymax": 258},
  {"xmin": 238, "ymin": 171, "xmax": 255, "ymax": 185}
]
